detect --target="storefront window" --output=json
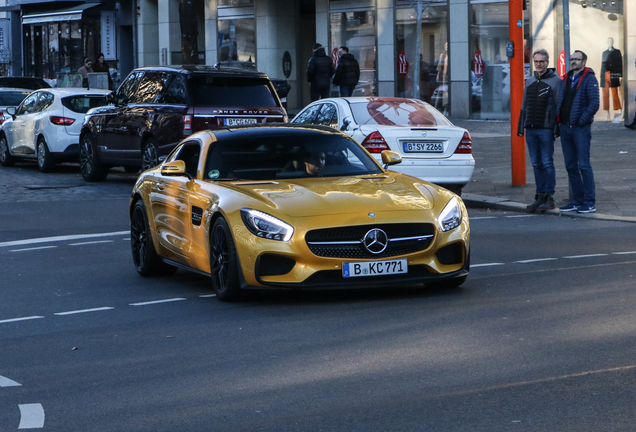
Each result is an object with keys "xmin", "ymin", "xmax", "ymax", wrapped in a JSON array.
[
  {"xmin": 395, "ymin": 5, "xmax": 448, "ymax": 113},
  {"xmin": 217, "ymin": 18, "xmax": 256, "ymax": 70},
  {"xmin": 329, "ymin": 11, "xmax": 377, "ymax": 97}
]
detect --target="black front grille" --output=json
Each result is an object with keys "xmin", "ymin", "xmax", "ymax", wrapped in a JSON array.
[{"xmin": 306, "ymin": 223, "xmax": 435, "ymax": 259}]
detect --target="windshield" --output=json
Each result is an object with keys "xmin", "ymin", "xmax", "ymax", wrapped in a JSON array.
[
  {"xmin": 349, "ymin": 98, "xmax": 452, "ymax": 127},
  {"xmin": 204, "ymin": 133, "xmax": 383, "ymax": 181},
  {"xmin": 188, "ymin": 76, "xmax": 278, "ymax": 107},
  {"xmin": 0, "ymin": 91, "xmax": 30, "ymax": 107}
]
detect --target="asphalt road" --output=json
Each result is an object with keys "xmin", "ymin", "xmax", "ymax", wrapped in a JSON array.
[{"xmin": 2, "ymin": 163, "xmax": 636, "ymax": 431}]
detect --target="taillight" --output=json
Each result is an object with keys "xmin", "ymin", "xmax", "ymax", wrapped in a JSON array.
[
  {"xmin": 182, "ymin": 115, "xmax": 192, "ymax": 137},
  {"xmin": 50, "ymin": 116, "xmax": 75, "ymax": 125},
  {"xmin": 455, "ymin": 131, "xmax": 472, "ymax": 154},
  {"xmin": 0, "ymin": 113, "xmax": 4, "ymax": 126},
  {"xmin": 361, "ymin": 131, "xmax": 390, "ymax": 153}
]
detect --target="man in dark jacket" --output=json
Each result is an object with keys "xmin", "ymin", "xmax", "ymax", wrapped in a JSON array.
[
  {"xmin": 333, "ymin": 46, "xmax": 360, "ymax": 97},
  {"xmin": 556, "ymin": 50, "xmax": 600, "ymax": 214},
  {"xmin": 307, "ymin": 43, "xmax": 334, "ymax": 102},
  {"xmin": 518, "ymin": 49, "xmax": 563, "ymax": 211}
]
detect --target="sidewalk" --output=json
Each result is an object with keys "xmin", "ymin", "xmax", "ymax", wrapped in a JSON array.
[{"xmin": 448, "ymin": 118, "xmax": 636, "ymax": 223}]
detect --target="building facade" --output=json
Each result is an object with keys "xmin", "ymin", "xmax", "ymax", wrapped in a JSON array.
[{"xmin": 1, "ymin": 0, "xmax": 634, "ymax": 122}]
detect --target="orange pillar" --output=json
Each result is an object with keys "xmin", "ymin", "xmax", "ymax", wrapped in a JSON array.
[{"xmin": 509, "ymin": 0, "xmax": 526, "ymax": 186}]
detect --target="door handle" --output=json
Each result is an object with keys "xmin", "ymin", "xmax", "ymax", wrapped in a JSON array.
[{"xmin": 157, "ymin": 183, "xmax": 165, "ymax": 190}]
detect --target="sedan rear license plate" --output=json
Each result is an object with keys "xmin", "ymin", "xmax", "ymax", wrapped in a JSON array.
[
  {"xmin": 224, "ymin": 118, "xmax": 258, "ymax": 126},
  {"xmin": 343, "ymin": 259, "xmax": 408, "ymax": 278},
  {"xmin": 403, "ymin": 142, "xmax": 444, "ymax": 153}
]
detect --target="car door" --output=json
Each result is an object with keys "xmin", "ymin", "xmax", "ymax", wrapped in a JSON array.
[
  {"xmin": 31, "ymin": 91, "xmax": 55, "ymax": 149},
  {"xmin": 148, "ymin": 140, "xmax": 201, "ymax": 262},
  {"xmin": 315, "ymin": 102, "xmax": 339, "ymax": 129},
  {"xmin": 6, "ymin": 92, "xmax": 41, "ymax": 155}
]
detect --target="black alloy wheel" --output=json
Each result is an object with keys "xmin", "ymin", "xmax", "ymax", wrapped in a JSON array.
[
  {"xmin": 0, "ymin": 134, "xmax": 15, "ymax": 167},
  {"xmin": 142, "ymin": 138, "xmax": 160, "ymax": 171},
  {"xmin": 79, "ymin": 134, "xmax": 108, "ymax": 182},
  {"xmin": 37, "ymin": 136, "xmax": 55, "ymax": 173},
  {"xmin": 131, "ymin": 200, "xmax": 177, "ymax": 277},
  {"xmin": 209, "ymin": 217, "xmax": 242, "ymax": 301}
]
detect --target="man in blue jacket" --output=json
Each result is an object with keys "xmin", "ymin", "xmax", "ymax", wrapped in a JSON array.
[{"xmin": 556, "ymin": 50, "xmax": 600, "ymax": 213}]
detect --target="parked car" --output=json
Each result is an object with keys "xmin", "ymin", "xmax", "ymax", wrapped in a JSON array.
[
  {"xmin": 0, "ymin": 88, "xmax": 110, "ymax": 172},
  {"xmin": 0, "ymin": 77, "xmax": 51, "ymax": 90},
  {"xmin": 0, "ymin": 88, "xmax": 31, "ymax": 126},
  {"xmin": 291, "ymin": 97, "xmax": 475, "ymax": 195},
  {"xmin": 79, "ymin": 65, "xmax": 288, "ymax": 182},
  {"xmin": 130, "ymin": 125, "xmax": 470, "ymax": 301}
]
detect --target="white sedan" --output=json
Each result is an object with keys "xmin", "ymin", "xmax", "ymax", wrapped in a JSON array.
[
  {"xmin": 0, "ymin": 87, "xmax": 110, "ymax": 172},
  {"xmin": 291, "ymin": 97, "xmax": 475, "ymax": 195}
]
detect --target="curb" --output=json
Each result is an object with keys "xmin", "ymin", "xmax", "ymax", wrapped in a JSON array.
[{"xmin": 462, "ymin": 193, "xmax": 636, "ymax": 223}]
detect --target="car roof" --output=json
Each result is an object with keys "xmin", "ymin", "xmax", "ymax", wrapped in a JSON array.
[
  {"xmin": 34, "ymin": 88, "xmax": 111, "ymax": 96},
  {"xmin": 0, "ymin": 77, "xmax": 51, "ymax": 89},
  {"xmin": 133, "ymin": 65, "xmax": 269, "ymax": 79},
  {"xmin": 209, "ymin": 124, "xmax": 346, "ymax": 141}
]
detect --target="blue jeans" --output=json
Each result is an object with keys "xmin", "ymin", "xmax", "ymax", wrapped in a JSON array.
[
  {"xmin": 339, "ymin": 86, "xmax": 355, "ymax": 97},
  {"xmin": 560, "ymin": 124, "xmax": 595, "ymax": 206},
  {"xmin": 525, "ymin": 128, "xmax": 556, "ymax": 194}
]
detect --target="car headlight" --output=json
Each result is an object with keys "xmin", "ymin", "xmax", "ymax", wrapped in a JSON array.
[
  {"xmin": 438, "ymin": 197, "xmax": 462, "ymax": 232},
  {"xmin": 240, "ymin": 209, "xmax": 294, "ymax": 241}
]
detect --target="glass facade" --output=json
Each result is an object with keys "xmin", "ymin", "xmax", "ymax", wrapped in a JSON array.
[
  {"xmin": 329, "ymin": 11, "xmax": 377, "ymax": 97},
  {"xmin": 217, "ymin": 18, "xmax": 256, "ymax": 70},
  {"xmin": 395, "ymin": 5, "xmax": 448, "ymax": 113}
]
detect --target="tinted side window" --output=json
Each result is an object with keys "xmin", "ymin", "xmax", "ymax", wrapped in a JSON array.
[
  {"xmin": 161, "ymin": 74, "xmax": 188, "ymax": 105},
  {"xmin": 187, "ymin": 76, "xmax": 278, "ymax": 107},
  {"xmin": 62, "ymin": 95, "xmax": 109, "ymax": 114},
  {"xmin": 35, "ymin": 92, "xmax": 54, "ymax": 112},
  {"xmin": 116, "ymin": 72, "xmax": 142, "ymax": 106},
  {"xmin": 16, "ymin": 92, "xmax": 39, "ymax": 115},
  {"xmin": 292, "ymin": 105, "xmax": 320, "ymax": 124},
  {"xmin": 316, "ymin": 103, "xmax": 337, "ymax": 127},
  {"xmin": 173, "ymin": 141, "xmax": 201, "ymax": 178},
  {"xmin": 134, "ymin": 72, "xmax": 165, "ymax": 104}
]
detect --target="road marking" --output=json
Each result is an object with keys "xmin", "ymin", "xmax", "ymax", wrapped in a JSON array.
[
  {"xmin": 18, "ymin": 403, "xmax": 45, "ymax": 429},
  {"xmin": 129, "ymin": 298, "xmax": 187, "ymax": 306},
  {"xmin": 0, "ymin": 375, "xmax": 21, "ymax": 387},
  {"xmin": 515, "ymin": 258, "xmax": 558, "ymax": 264},
  {"xmin": 613, "ymin": 251, "xmax": 636, "ymax": 255},
  {"xmin": 54, "ymin": 307, "xmax": 114, "ymax": 316},
  {"xmin": 199, "ymin": 294, "xmax": 217, "ymax": 298},
  {"xmin": 472, "ymin": 263, "xmax": 505, "ymax": 268},
  {"xmin": 563, "ymin": 254, "xmax": 609, "ymax": 259},
  {"xmin": 504, "ymin": 214, "xmax": 537, "ymax": 218},
  {"xmin": 69, "ymin": 240, "xmax": 114, "ymax": 246},
  {"xmin": 469, "ymin": 216, "xmax": 497, "ymax": 220},
  {"xmin": 0, "ymin": 231, "xmax": 129, "ymax": 248},
  {"xmin": 0, "ymin": 316, "xmax": 45, "ymax": 324},
  {"xmin": 10, "ymin": 246, "xmax": 58, "ymax": 252}
]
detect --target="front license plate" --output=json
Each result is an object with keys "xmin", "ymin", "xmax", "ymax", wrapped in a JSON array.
[
  {"xmin": 403, "ymin": 142, "xmax": 444, "ymax": 153},
  {"xmin": 224, "ymin": 118, "xmax": 258, "ymax": 126},
  {"xmin": 343, "ymin": 259, "xmax": 408, "ymax": 278}
]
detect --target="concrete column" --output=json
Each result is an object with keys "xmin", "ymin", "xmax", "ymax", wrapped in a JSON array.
[
  {"xmin": 316, "ymin": 0, "xmax": 328, "ymax": 47},
  {"xmin": 137, "ymin": 0, "xmax": 159, "ymax": 66},
  {"xmin": 204, "ymin": 0, "xmax": 218, "ymax": 66},
  {"xmin": 530, "ymin": 0, "xmax": 556, "ymax": 63},
  {"xmin": 449, "ymin": 0, "xmax": 469, "ymax": 118},
  {"xmin": 158, "ymin": 0, "xmax": 180, "ymax": 65},
  {"xmin": 377, "ymin": 0, "xmax": 394, "ymax": 97}
]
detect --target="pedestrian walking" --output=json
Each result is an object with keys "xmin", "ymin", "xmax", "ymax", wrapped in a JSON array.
[
  {"xmin": 78, "ymin": 58, "xmax": 93, "ymax": 88},
  {"xmin": 517, "ymin": 49, "xmax": 563, "ymax": 211},
  {"xmin": 92, "ymin": 53, "xmax": 115, "ymax": 90},
  {"xmin": 307, "ymin": 43, "xmax": 334, "ymax": 102},
  {"xmin": 333, "ymin": 46, "xmax": 360, "ymax": 97},
  {"xmin": 556, "ymin": 50, "xmax": 600, "ymax": 214}
]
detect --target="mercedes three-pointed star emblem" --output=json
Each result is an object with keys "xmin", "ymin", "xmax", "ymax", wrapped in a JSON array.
[{"xmin": 363, "ymin": 228, "xmax": 389, "ymax": 254}]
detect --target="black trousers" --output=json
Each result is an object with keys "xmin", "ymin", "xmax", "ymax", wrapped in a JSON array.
[{"xmin": 310, "ymin": 85, "xmax": 330, "ymax": 102}]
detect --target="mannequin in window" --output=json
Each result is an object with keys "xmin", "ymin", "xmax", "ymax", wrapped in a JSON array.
[{"xmin": 601, "ymin": 37, "xmax": 622, "ymax": 120}]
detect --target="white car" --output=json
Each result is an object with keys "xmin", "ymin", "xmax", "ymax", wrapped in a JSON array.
[
  {"xmin": 0, "ymin": 87, "xmax": 110, "ymax": 172},
  {"xmin": 291, "ymin": 97, "xmax": 475, "ymax": 195}
]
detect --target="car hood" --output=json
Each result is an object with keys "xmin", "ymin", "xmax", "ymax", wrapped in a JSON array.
[{"xmin": 228, "ymin": 172, "xmax": 437, "ymax": 217}]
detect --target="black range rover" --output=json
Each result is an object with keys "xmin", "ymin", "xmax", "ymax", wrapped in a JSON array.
[{"xmin": 79, "ymin": 65, "xmax": 288, "ymax": 181}]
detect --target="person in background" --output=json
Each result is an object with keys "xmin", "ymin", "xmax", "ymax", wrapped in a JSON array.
[
  {"xmin": 517, "ymin": 49, "xmax": 563, "ymax": 212},
  {"xmin": 307, "ymin": 43, "xmax": 334, "ymax": 102},
  {"xmin": 78, "ymin": 58, "xmax": 93, "ymax": 88},
  {"xmin": 92, "ymin": 53, "xmax": 114, "ymax": 90},
  {"xmin": 333, "ymin": 46, "xmax": 360, "ymax": 97},
  {"xmin": 556, "ymin": 50, "xmax": 600, "ymax": 214}
]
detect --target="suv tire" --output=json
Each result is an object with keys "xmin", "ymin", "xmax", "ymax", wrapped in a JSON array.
[{"xmin": 80, "ymin": 133, "xmax": 108, "ymax": 182}]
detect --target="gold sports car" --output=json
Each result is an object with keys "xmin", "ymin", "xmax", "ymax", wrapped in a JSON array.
[{"xmin": 130, "ymin": 124, "xmax": 470, "ymax": 301}]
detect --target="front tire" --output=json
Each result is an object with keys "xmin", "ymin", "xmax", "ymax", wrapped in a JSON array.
[
  {"xmin": 37, "ymin": 136, "xmax": 55, "ymax": 173},
  {"xmin": 131, "ymin": 200, "xmax": 177, "ymax": 277},
  {"xmin": 210, "ymin": 217, "xmax": 242, "ymax": 302},
  {"xmin": 79, "ymin": 133, "xmax": 108, "ymax": 182},
  {"xmin": 142, "ymin": 138, "xmax": 160, "ymax": 171},
  {"xmin": 0, "ymin": 134, "xmax": 15, "ymax": 167}
]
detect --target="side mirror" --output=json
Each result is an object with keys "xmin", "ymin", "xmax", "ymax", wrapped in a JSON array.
[
  {"xmin": 6, "ymin": 106, "xmax": 16, "ymax": 117},
  {"xmin": 106, "ymin": 92, "xmax": 115, "ymax": 104},
  {"xmin": 160, "ymin": 160, "xmax": 189, "ymax": 178},
  {"xmin": 340, "ymin": 118, "xmax": 351, "ymax": 131},
  {"xmin": 381, "ymin": 150, "xmax": 402, "ymax": 169}
]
